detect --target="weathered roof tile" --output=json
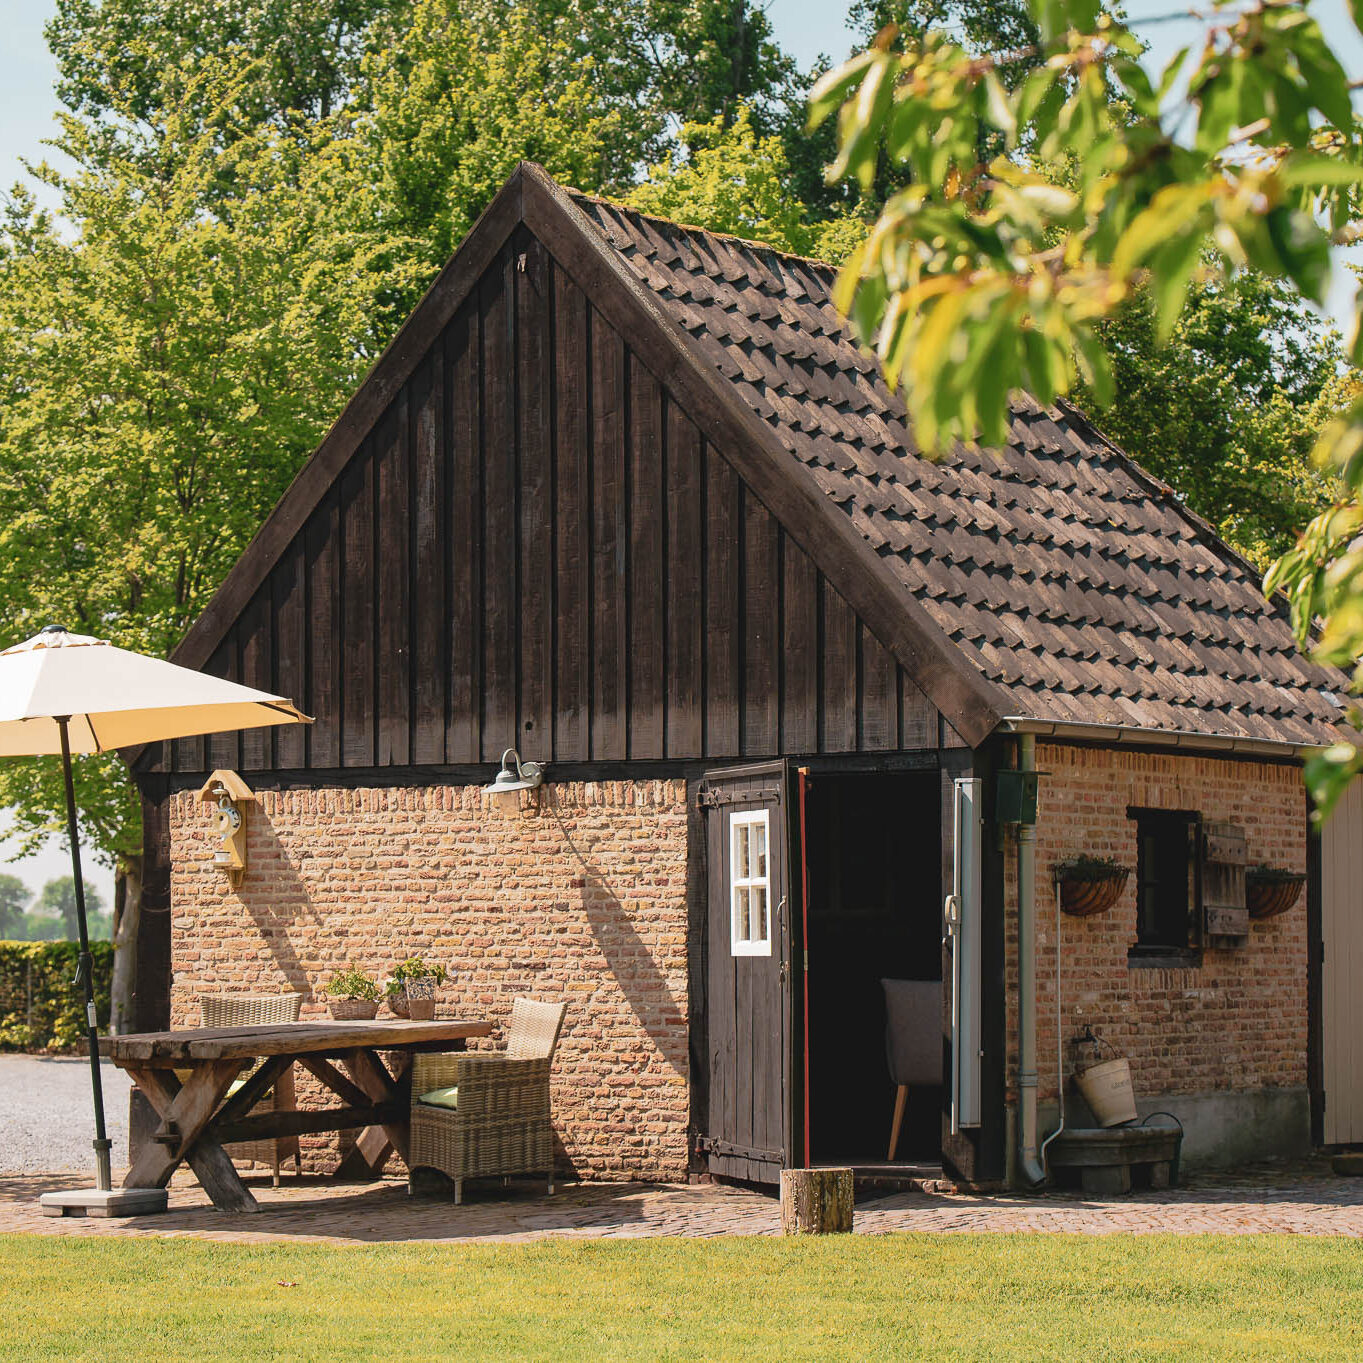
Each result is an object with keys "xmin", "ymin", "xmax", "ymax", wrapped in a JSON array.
[{"xmin": 569, "ymin": 191, "xmax": 1350, "ymax": 747}]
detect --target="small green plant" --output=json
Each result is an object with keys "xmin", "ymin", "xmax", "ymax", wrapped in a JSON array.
[
  {"xmin": 1247, "ymin": 865, "xmax": 1306, "ymax": 884},
  {"xmin": 1056, "ymin": 855, "xmax": 1128, "ymax": 883},
  {"xmin": 386, "ymin": 957, "xmax": 447, "ymax": 996},
  {"xmin": 325, "ymin": 966, "xmax": 379, "ymax": 1001}
]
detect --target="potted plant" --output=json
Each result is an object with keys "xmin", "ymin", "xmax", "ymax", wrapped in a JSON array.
[
  {"xmin": 385, "ymin": 957, "xmax": 448, "ymax": 1021},
  {"xmin": 1056, "ymin": 855, "xmax": 1130, "ymax": 917},
  {"xmin": 325, "ymin": 966, "xmax": 381, "ymax": 1020},
  {"xmin": 1246, "ymin": 865, "xmax": 1307, "ymax": 920}
]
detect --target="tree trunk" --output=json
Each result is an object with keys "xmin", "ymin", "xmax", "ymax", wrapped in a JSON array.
[
  {"xmin": 780, "ymin": 1167, "xmax": 854, "ymax": 1235},
  {"xmin": 110, "ymin": 855, "xmax": 143, "ymax": 1036}
]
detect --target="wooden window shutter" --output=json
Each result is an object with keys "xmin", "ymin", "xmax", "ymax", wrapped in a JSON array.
[{"xmin": 1202, "ymin": 822, "xmax": 1248, "ymax": 942}]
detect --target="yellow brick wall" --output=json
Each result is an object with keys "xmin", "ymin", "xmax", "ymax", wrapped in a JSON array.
[
  {"xmin": 167, "ymin": 779, "xmax": 691, "ymax": 1181},
  {"xmin": 1006, "ymin": 745, "xmax": 1308, "ymax": 1103}
]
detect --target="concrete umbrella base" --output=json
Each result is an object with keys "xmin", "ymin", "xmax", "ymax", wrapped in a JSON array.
[{"xmin": 40, "ymin": 1187, "xmax": 169, "ymax": 1218}]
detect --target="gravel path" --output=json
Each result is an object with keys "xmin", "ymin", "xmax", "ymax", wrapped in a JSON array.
[{"xmin": 0, "ymin": 1054, "xmax": 131, "ymax": 1175}]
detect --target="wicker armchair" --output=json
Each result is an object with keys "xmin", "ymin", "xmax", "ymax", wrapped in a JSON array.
[
  {"xmin": 199, "ymin": 993, "xmax": 303, "ymax": 1184},
  {"xmin": 408, "ymin": 997, "xmax": 567, "ymax": 1203}
]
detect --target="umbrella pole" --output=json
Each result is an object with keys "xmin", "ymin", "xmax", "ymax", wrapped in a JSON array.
[{"xmin": 56, "ymin": 717, "xmax": 112, "ymax": 1193}]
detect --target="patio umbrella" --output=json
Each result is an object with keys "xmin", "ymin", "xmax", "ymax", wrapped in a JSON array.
[{"xmin": 0, "ymin": 624, "xmax": 309, "ymax": 1216}]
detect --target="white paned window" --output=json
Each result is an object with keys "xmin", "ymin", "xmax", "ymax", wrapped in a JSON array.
[{"xmin": 730, "ymin": 810, "xmax": 772, "ymax": 956}]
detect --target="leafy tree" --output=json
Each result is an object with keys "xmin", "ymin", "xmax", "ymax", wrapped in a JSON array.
[
  {"xmin": 47, "ymin": 0, "xmax": 405, "ymax": 135},
  {"xmin": 0, "ymin": 875, "xmax": 29, "ymax": 939},
  {"xmin": 0, "ymin": 55, "xmax": 428, "ymax": 1023},
  {"xmin": 626, "ymin": 106, "xmax": 864, "ymax": 263},
  {"xmin": 358, "ymin": 0, "xmax": 661, "ymax": 269},
  {"xmin": 812, "ymin": 1, "xmax": 1363, "ymax": 813},
  {"xmin": 850, "ymin": 0, "xmax": 1038, "ymax": 73},
  {"xmin": 36, "ymin": 875, "xmax": 104, "ymax": 941},
  {"xmin": 636, "ymin": 0, "xmax": 797, "ymax": 134}
]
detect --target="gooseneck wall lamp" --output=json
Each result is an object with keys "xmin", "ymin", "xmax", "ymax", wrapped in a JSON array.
[{"xmin": 483, "ymin": 747, "xmax": 545, "ymax": 795}]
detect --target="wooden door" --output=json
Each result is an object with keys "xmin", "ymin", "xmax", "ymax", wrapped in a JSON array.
[
  {"xmin": 1323, "ymin": 779, "xmax": 1363, "ymax": 1145},
  {"xmin": 701, "ymin": 762, "xmax": 792, "ymax": 1183}
]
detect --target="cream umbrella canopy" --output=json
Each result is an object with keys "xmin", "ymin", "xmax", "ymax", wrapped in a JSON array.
[{"xmin": 0, "ymin": 625, "xmax": 309, "ymax": 1216}]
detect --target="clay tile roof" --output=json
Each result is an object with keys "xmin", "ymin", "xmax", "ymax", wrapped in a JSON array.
[{"xmin": 566, "ymin": 189, "xmax": 1351, "ymax": 747}]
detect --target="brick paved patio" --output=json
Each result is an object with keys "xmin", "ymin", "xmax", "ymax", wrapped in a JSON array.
[{"xmin": 4, "ymin": 1159, "xmax": 1360, "ymax": 1244}]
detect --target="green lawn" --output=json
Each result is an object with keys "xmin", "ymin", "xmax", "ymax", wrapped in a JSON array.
[{"xmin": 3, "ymin": 1232, "xmax": 1361, "ymax": 1361}]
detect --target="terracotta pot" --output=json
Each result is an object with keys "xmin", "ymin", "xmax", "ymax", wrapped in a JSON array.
[
  {"xmin": 387, "ymin": 992, "xmax": 410, "ymax": 1018},
  {"xmin": 328, "ymin": 998, "xmax": 379, "ymax": 1021},
  {"xmin": 1247, "ymin": 873, "xmax": 1306, "ymax": 920},
  {"xmin": 1059, "ymin": 867, "xmax": 1129, "ymax": 917}
]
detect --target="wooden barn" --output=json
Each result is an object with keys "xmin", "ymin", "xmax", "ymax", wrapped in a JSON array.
[{"xmin": 127, "ymin": 163, "xmax": 1361, "ymax": 1188}]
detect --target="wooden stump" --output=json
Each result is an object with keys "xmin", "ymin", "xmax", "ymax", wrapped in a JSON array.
[{"xmin": 780, "ymin": 1168, "xmax": 854, "ymax": 1235}]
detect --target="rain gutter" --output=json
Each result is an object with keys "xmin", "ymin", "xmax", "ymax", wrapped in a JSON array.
[{"xmin": 996, "ymin": 717, "xmax": 1324, "ymax": 762}]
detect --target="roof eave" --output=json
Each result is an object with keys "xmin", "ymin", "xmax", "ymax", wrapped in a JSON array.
[{"xmin": 996, "ymin": 715, "xmax": 1326, "ymax": 761}]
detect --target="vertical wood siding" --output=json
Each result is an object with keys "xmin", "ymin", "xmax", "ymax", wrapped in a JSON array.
[{"xmin": 162, "ymin": 230, "xmax": 942, "ymax": 773}]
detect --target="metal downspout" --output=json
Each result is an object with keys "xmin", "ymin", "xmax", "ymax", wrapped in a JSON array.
[
  {"xmin": 1039, "ymin": 874, "xmax": 1066, "ymax": 1176},
  {"xmin": 1017, "ymin": 733, "xmax": 1046, "ymax": 1186}
]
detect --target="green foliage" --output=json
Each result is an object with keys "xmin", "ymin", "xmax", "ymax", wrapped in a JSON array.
[
  {"xmin": 1246, "ymin": 864, "xmax": 1307, "ymax": 884},
  {"xmin": 0, "ymin": 54, "xmax": 427, "ymax": 865},
  {"xmin": 359, "ymin": 0, "xmax": 657, "ymax": 270},
  {"xmin": 638, "ymin": 0, "xmax": 797, "ymax": 134},
  {"xmin": 814, "ymin": 0, "xmax": 1363, "ymax": 818},
  {"xmin": 0, "ymin": 875, "xmax": 28, "ymax": 939},
  {"xmin": 627, "ymin": 107, "xmax": 865, "ymax": 263},
  {"xmin": 1055, "ymin": 854, "xmax": 1127, "ymax": 882},
  {"xmin": 47, "ymin": 0, "xmax": 403, "ymax": 133},
  {"xmin": 35, "ymin": 876, "xmax": 105, "ymax": 941},
  {"xmin": 386, "ymin": 955, "xmax": 447, "ymax": 996},
  {"xmin": 0, "ymin": 940, "xmax": 113, "ymax": 1050},
  {"xmin": 326, "ymin": 965, "xmax": 380, "ymax": 1000},
  {"xmin": 389, "ymin": 956, "xmax": 447, "ymax": 984}
]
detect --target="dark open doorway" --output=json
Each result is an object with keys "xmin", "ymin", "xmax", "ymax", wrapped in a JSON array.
[{"xmin": 800, "ymin": 770, "xmax": 943, "ymax": 1166}]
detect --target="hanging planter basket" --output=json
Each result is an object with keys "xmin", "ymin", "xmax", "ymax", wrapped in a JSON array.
[
  {"xmin": 1057, "ymin": 859, "xmax": 1130, "ymax": 917},
  {"xmin": 1247, "ymin": 870, "xmax": 1306, "ymax": 920}
]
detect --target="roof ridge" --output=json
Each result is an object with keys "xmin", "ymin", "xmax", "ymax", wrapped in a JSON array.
[{"xmin": 562, "ymin": 185, "xmax": 843, "ymax": 278}]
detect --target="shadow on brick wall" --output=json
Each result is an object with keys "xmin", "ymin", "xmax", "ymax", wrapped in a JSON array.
[
  {"xmin": 547, "ymin": 802, "xmax": 686, "ymax": 1079},
  {"xmin": 232, "ymin": 815, "xmax": 322, "ymax": 1004}
]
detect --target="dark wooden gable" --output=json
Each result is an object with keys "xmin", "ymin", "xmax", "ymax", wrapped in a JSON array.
[{"xmin": 154, "ymin": 225, "xmax": 953, "ymax": 777}]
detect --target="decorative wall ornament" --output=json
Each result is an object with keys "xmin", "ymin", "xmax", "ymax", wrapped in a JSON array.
[{"xmin": 196, "ymin": 769, "xmax": 257, "ymax": 888}]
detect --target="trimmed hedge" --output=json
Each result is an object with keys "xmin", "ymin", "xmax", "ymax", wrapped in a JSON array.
[{"xmin": 0, "ymin": 941, "xmax": 114, "ymax": 1052}]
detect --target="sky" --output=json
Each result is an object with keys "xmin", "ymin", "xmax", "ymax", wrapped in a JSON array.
[{"xmin": 0, "ymin": 0, "xmax": 1359, "ymax": 903}]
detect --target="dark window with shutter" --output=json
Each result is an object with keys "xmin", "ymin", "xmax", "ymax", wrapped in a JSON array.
[{"xmin": 1129, "ymin": 808, "xmax": 1201, "ymax": 963}]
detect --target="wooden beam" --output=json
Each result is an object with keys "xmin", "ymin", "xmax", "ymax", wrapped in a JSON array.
[
  {"xmin": 212, "ymin": 1055, "xmax": 293, "ymax": 1129},
  {"xmin": 215, "ymin": 1102, "xmax": 401, "ymax": 1144},
  {"xmin": 297, "ymin": 1055, "xmax": 373, "ymax": 1109},
  {"xmin": 334, "ymin": 1048, "xmax": 411, "ymax": 1177}
]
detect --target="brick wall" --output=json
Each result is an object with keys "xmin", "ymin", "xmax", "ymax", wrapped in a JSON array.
[
  {"xmin": 1006, "ymin": 745, "xmax": 1308, "ymax": 1104},
  {"xmin": 167, "ymin": 779, "xmax": 691, "ymax": 1181}
]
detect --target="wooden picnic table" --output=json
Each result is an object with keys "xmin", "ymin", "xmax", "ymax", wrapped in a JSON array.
[{"xmin": 106, "ymin": 1018, "xmax": 493, "ymax": 1213}]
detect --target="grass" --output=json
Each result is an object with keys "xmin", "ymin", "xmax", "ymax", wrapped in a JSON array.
[{"xmin": 3, "ymin": 1231, "xmax": 1362, "ymax": 1361}]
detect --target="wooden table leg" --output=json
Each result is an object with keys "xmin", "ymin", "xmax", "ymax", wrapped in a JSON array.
[
  {"xmin": 333, "ymin": 1049, "xmax": 412, "ymax": 1180},
  {"xmin": 122, "ymin": 1062, "xmax": 260, "ymax": 1214}
]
